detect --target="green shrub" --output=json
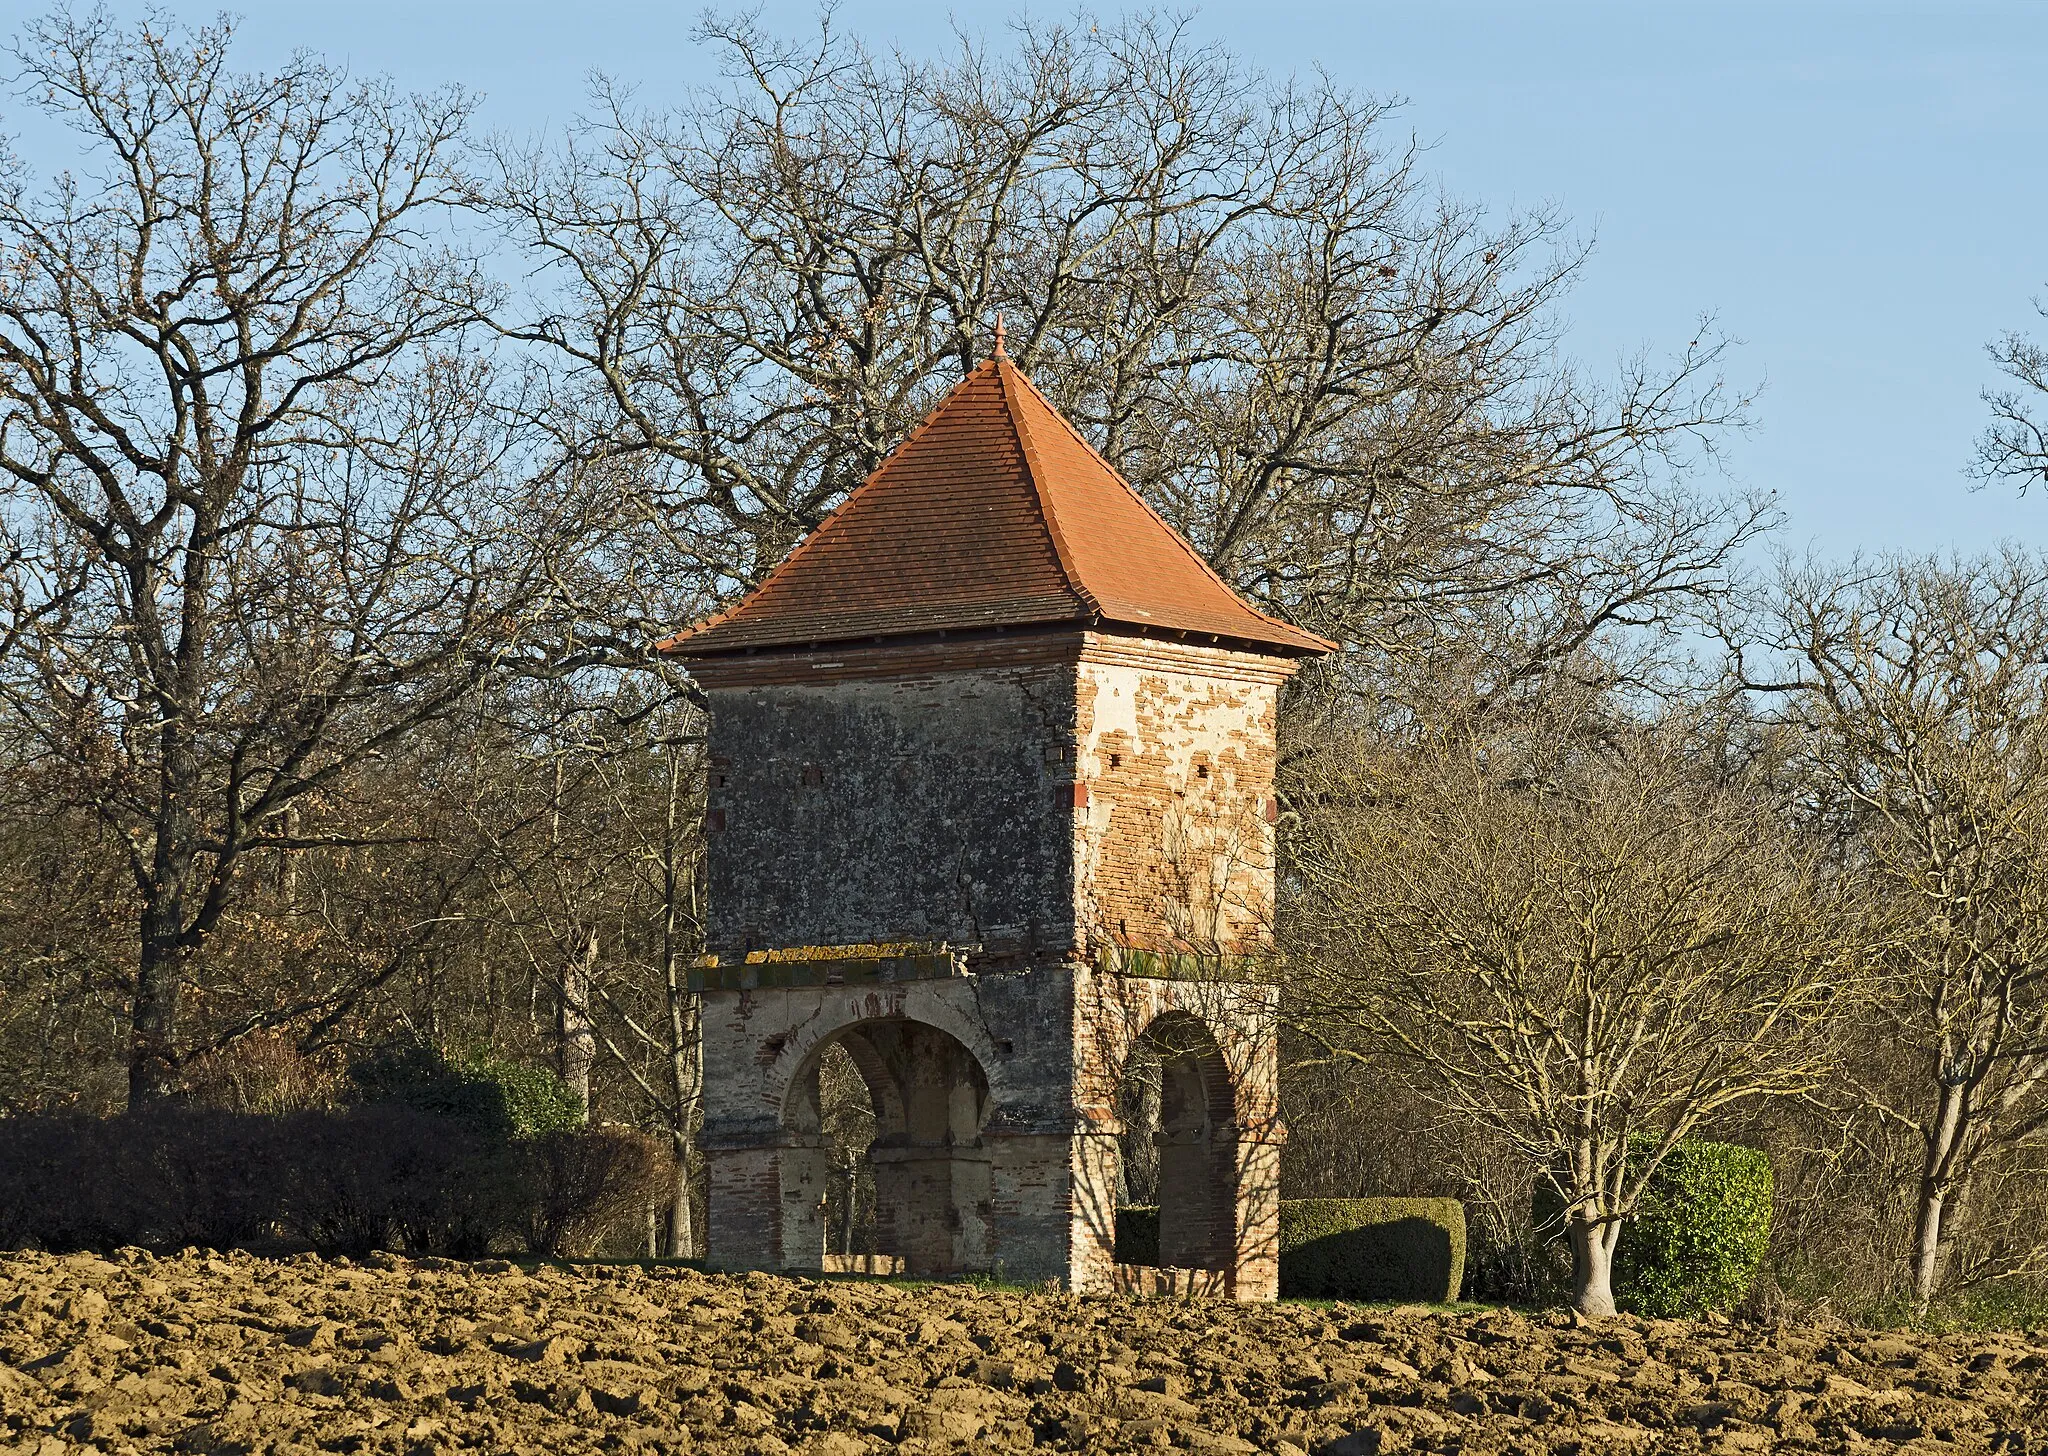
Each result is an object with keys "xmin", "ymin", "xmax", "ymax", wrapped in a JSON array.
[
  {"xmin": 1900, "ymin": 1280, "xmax": 2048, "ymax": 1334},
  {"xmin": 348, "ymin": 1041, "xmax": 584, "ymax": 1141},
  {"xmin": 1532, "ymin": 1138, "xmax": 1773, "ymax": 1316},
  {"xmin": 1115, "ymin": 1198, "xmax": 1466, "ymax": 1302},
  {"xmin": 1280, "ymin": 1198, "xmax": 1465, "ymax": 1302},
  {"xmin": 1613, "ymin": 1140, "xmax": 1772, "ymax": 1317},
  {"xmin": 336, "ymin": 1043, "xmax": 588, "ymax": 1255}
]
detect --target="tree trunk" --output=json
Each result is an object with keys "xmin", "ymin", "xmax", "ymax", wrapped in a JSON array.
[
  {"xmin": 1567, "ymin": 1208, "xmax": 1620, "ymax": 1317},
  {"xmin": 130, "ymin": 733, "xmax": 201, "ymax": 1107},
  {"xmin": 1911, "ymin": 1183, "xmax": 1946, "ymax": 1306},
  {"xmin": 838, "ymin": 1156, "xmax": 856, "ymax": 1257},
  {"xmin": 1118, "ymin": 1040, "xmax": 1163, "ymax": 1206},
  {"xmin": 1913, "ymin": 1081, "xmax": 1969, "ymax": 1306},
  {"xmin": 658, "ymin": 742, "xmax": 704, "ymax": 1260},
  {"xmin": 669, "ymin": 1129, "xmax": 695, "ymax": 1260},
  {"xmin": 129, "ymin": 920, "xmax": 187, "ymax": 1106},
  {"xmin": 665, "ymin": 989, "xmax": 701, "ymax": 1258},
  {"xmin": 558, "ymin": 926, "xmax": 598, "ymax": 1119}
]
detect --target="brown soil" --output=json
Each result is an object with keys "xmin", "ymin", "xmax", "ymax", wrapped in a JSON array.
[{"xmin": 2, "ymin": 1250, "xmax": 2044, "ymax": 1455}]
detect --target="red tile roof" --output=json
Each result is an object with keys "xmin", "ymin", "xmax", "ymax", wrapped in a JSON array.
[{"xmin": 662, "ymin": 353, "xmax": 1336, "ymax": 659}]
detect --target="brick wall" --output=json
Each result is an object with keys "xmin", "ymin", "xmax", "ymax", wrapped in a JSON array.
[{"xmin": 1071, "ymin": 636, "xmax": 1287, "ymax": 958}]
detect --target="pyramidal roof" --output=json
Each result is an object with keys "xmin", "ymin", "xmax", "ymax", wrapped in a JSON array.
[{"xmin": 662, "ymin": 350, "xmax": 1336, "ymax": 660}]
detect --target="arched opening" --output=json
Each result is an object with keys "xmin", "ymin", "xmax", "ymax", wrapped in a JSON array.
[
  {"xmin": 817, "ymin": 1042, "xmax": 878, "ymax": 1259},
  {"xmin": 1115, "ymin": 1010, "xmax": 1239, "ymax": 1272},
  {"xmin": 782, "ymin": 1018, "xmax": 991, "ymax": 1276}
]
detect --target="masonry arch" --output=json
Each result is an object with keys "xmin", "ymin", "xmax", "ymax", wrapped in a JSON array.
[
  {"xmin": 758, "ymin": 988, "xmax": 1010, "ymax": 1123},
  {"xmin": 779, "ymin": 1016, "xmax": 992, "ymax": 1275},
  {"xmin": 1117, "ymin": 1008, "xmax": 1243, "ymax": 1273}
]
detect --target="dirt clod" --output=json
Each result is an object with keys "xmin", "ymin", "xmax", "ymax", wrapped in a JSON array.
[{"xmin": 1, "ymin": 1251, "xmax": 2044, "ymax": 1453}]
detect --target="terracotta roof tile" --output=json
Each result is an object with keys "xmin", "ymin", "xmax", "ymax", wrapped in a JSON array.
[{"xmin": 663, "ymin": 353, "xmax": 1335, "ymax": 659}]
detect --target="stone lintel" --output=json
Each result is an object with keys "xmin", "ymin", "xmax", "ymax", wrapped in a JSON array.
[
  {"xmin": 688, "ymin": 949, "xmax": 962, "ymax": 993},
  {"xmin": 869, "ymin": 1143, "xmax": 995, "ymax": 1167}
]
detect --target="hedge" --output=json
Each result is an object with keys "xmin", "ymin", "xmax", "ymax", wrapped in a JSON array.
[
  {"xmin": 1116, "ymin": 1197, "xmax": 1466, "ymax": 1302},
  {"xmin": 1613, "ymin": 1140, "xmax": 1773, "ymax": 1317},
  {"xmin": 1534, "ymin": 1138, "xmax": 1773, "ymax": 1317},
  {"xmin": 1280, "ymin": 1199, "xmax": 1465, "ymax": 1302},
  {"xmin": 0, "ymin": 1106, "xmax": 662, "ymax": 1257}
]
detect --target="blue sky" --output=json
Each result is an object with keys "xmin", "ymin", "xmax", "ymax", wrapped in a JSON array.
[{"xmin": 9, "ymin": 1, "xmax": 2045, "ymax": 562}]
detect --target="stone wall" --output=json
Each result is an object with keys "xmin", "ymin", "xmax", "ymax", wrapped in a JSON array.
[
  {"xmin": 694, "ymin": 628, "xmax": 1293, "ymax": 964},
  {"xmin": 700, "ymin": 650, "xmax": 1078, "ymax": 959},
  {"xmin": 696, "ymin": 966, "xmax": 1281, "ymax": 1300},
  {"xmin": 698, "ymin": 973, "xmax": 1084, "ymax": 1285},
  {"xmin": 689, "ymin": 625, "xmax": 1296, "ymax": 1299}
]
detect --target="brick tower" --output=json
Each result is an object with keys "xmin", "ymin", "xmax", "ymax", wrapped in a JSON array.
[{"xmin": 663, "ymin": 340, "xmax": 1332, "ymax": 1299}]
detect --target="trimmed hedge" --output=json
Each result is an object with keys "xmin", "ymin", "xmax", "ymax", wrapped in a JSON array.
[
  {"xmin": 1281, "ymin": 1199, "xmax": 1465, "ymax": 1302},
  {"xmin": 0, "ymin": 1108, "xmax": 293, "ymax": 1254},
  {"xmin": 0, "ymin": 1105, "xmax": 663, "ymax": 1258},
  {"xmin": 1115, "ymin": 1197, "xmax": 1466, "ymax": 1302},
  {"xmin": 1534, "ymin": 1138, "xmax": 1773, "ymax": 1316},
  {"xmin": 1614, "ymin": 1140, "xmax": 1773, "ymax": 1317}
]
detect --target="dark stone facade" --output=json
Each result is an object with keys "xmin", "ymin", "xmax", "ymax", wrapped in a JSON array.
[{"xmin": 704, "ymin": 657, "xmax": 1077, "ymax": 959}]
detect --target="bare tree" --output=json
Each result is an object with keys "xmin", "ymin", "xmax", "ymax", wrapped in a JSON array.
[
  {"xmin": 0, "ymin": 709, "xmax": 136, "ymax": 1112},
  {"xmin": 491, "ymin": 12, "xmax": 1764, "ymax": 703},
  {"xmin": 1976, "ymin": 297, "xmax": 2048, "ymax": 492},
  {"xmin": 1289, "ymin": 697, "xmax": 1850, "ymax": 1315},
  {"xmin": 556, "ymin": 923, "xmax": 599, "ymax": 1117},
  {"xmin": 1754, "ymin": 552, "xmax": 2048, "ymax": 1304},
  {"xmin": 0, "ymin": 8, "xmax": 1788, "ymax": 1279},
  {"xmin": 0, "ymin": 11, "xmax": 602, "ymax": 1103},
  {"xmin": 479, "ymin": 8, "xmax": 1776, "ymax": 1274},
  {"xmin": 448, "ymin": 667, "xmax": 709, "ymax": 1251}
]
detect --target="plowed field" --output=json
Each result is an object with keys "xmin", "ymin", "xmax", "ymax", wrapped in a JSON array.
[{"xmin": 2, "ymin": 1250, "xmax": 2044, "ymax": 1454}]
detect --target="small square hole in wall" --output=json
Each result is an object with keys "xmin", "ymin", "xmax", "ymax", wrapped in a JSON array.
[
  {"xmin": 1109, "ymin": 752, "xmax": 1121, "ymax": 769},
  {"xmin": 1196, "ymin": 762, "xmax": 1210, "ymax": 779},
  {"xmin": 801, "ymin": 764, "xmax": 824, "ymax": 787}
]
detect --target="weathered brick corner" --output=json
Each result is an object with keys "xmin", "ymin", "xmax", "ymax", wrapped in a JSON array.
[{"xmin": 664, "ymin": 345, "xmax": 1330, "ymax": 1299}]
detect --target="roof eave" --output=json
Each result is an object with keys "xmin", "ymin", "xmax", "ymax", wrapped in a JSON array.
[
  {"xmin": 1089, "ymin": 616, "xmax": 1338, "ymax": 660},
  {"xmin": 660, "ymin": 609, "xmax": 1337, "ymax": 661}
]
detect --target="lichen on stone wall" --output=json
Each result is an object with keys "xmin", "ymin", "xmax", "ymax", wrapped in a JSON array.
[{"xmin": 703, "ymin": 663, "xmax": 1080, "ymax": 957}]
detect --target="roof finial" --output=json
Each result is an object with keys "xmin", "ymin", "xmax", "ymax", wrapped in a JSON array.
[{"xmin": 993, "ymin": 312, "xmax": 1006, "ymax": 358}]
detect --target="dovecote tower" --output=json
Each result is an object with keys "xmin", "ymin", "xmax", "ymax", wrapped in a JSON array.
[{"xmin": 664, "ymin": 341, "xmax": 1332, "ymax": 1298}]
